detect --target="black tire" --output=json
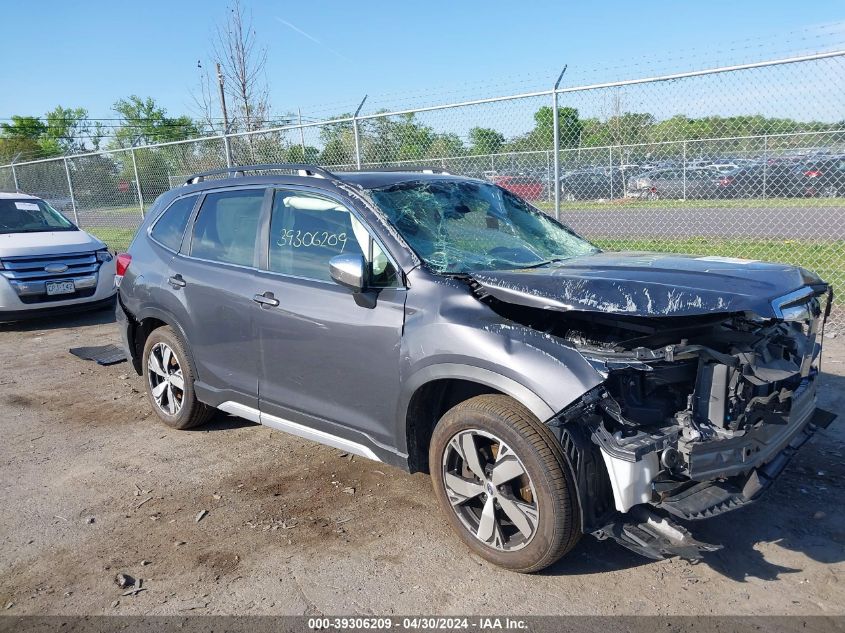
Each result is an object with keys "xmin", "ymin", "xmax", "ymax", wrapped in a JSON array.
[
  {"xmin": 141, "ymin": 326, "xmax": 214, "ymax": 430},
  {"xmin": 429, "ymin": 395, "xmax": 580, "ymax": 573}
]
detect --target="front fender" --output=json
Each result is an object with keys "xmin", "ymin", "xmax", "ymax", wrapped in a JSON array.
[
  {"xmin": 398, "ymin": 362, "xmax": 557, "ymax": 426},
  {"xmin": 396, "ymin": 269, "xmax": 606, "ymax": 450}
]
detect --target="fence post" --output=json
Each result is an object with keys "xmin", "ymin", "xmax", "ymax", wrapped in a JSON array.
[
  {"xmin": 608, "ymin": 146, "xmax": 614, "ymax": 199},
  {"xmin": 352, "ymin": 95, "xmax": 368, "ymax": 170},
  {"xmin": 762, "ymin": 135, "xmax": 768, "ymax": 199},
  {"xmin": 11, "ymin": 164, "xmax": 19, "ymax": 192},
  {"xmin": 546, "ymin": 150, "xmax": 552, "ymax": 202},
  {"xmin": 130, "ymin": 148, "xmax": 145, "ymax": 217},
  {"xmin": 298, "ymin": 107, "xmax": 307, "ymax": 158},
  {"xmin": 552, "ymin": 66, "xmax": 567, "ymax": 221},
  {"xmin": 62, "ymin": 157, "xmax": 80, "ymax": 226},
  {"xmin": 682, "ymin": 139, "xmax": 687, "ymax": 200},
  {"xmin": 221, "ymin": 134, "xmax": 233, "ymax": 168}
]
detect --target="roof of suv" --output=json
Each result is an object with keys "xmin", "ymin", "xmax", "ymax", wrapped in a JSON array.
[
  {"xmin": 335, "ymin": 171, "xmax": 475, "ymax": 189},
  {"xmin": 180, "ymin": 164, "xmax": 480, "ymax": 193}
]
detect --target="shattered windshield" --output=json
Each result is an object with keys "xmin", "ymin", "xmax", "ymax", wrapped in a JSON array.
[{"xmin": 368, "ymin": 179, "xmax": 599, "ymax": 273}]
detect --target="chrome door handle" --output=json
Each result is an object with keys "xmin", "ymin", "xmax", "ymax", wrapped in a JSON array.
[
  {"xmin": 168, "ymin": 274, "xmax": 186, "ymax": 288},
  {"xmin": 252, "ymin": 292, "xmax": 279, "ymax": 307}
]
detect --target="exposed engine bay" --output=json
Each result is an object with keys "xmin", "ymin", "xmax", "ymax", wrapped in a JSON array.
[{"xmin": 474, "ymin": 280, "xmax": 837, "ymax": 560}]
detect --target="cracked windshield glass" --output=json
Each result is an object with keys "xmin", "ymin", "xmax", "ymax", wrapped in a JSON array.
[{"xmin": 369, "ymin": 180, "xmax": 598, "ymax": 273}]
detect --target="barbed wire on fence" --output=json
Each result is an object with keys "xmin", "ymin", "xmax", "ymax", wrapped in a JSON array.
[{"xmin": 1, "ymin": 49, "xmax": 843, "ymax": 329}]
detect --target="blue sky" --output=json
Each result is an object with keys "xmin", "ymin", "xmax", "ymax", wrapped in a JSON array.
[{"xmin": 1, "ymin": 0, "xmax": 843, "ymax": 126}]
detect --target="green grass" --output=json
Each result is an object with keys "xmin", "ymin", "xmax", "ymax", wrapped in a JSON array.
[
  {"xmin": 592, "ymin": 237, "xmax": 844, "ymax": 290},
  {"xmin": 535, "ymin": 197, "xmax": 845, "ymax": 211},
  {"xmin": 88, "ymin": 227, "xmax": 136, "ymax": 252}
]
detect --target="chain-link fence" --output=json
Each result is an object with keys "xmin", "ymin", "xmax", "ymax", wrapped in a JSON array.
[{"xmin": 2, "ymin": 50, "xmax": 844, "ymax": 328}]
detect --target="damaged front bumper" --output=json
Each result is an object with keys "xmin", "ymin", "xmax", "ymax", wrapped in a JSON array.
[{"xmin": 549, "ymin": 289, "xmax": 837, "ymax": 560}]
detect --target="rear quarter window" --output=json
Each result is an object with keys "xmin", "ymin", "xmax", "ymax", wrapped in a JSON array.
[{"xmin": 150, "ymin": 195, "xmax": 198, "ymax": 252}]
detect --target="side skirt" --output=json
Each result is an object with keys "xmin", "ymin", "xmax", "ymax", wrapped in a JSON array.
[{"xmin": 218, "ymin": 401, "xmax": 382, "ymax": 462}]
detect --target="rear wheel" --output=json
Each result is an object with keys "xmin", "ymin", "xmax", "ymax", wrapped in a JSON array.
[
  {"xmin": 142, "ymin": 326, "xmax": 213, "ymax": 430},
  {"xmin": 429, "ymin": 395, "xmax": 580, "ymax": 573}
]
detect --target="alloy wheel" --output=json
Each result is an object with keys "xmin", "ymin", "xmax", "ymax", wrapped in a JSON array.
[
  {"xmin": 147, "ymin": 342, "xmax": 184, "ymax": 416},
  {"xmin": 441, "ymin": 429, "xmax": 539, "ymax": 551}
]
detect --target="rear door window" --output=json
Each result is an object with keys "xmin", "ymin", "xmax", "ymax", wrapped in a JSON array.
[
  {"xmin": 190, "ymin": 189, "xmax": 264, "ymax": 267},
  {"xmin": 150, "ymin": 195, "xmax": 198, "ymax": 252}
]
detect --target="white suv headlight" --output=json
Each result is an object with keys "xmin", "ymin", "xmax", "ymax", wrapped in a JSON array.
[{"xmin": 96, "ymin": 249, "xmax": 113, "ymax": 263}]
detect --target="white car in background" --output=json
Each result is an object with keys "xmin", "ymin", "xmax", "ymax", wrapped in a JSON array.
[{"xmin": 0, "ymin": 192, "xmax": 116, "ymax": 321}]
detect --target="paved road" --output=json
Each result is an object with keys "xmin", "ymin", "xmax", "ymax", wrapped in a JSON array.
[
  {"xmin": 559, "ymin": 205, "xmax": 845, "ymax": 240},
  {"xmin": 76, "ymin": 204, "xmax": 845, "ymax": 241}
]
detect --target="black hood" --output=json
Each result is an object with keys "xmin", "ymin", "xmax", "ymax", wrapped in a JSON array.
[{"xmin": 470, "ymin": 251, "xmax": 826, "ymax": 319}]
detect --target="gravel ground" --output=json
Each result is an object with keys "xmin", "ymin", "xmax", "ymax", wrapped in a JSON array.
[{"xmin": 0, "ymin": 310, "xmax": 843, "ymax": 616}]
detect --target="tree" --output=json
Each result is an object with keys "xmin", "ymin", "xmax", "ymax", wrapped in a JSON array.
[
  {"xmin": 42, "ymin": 106, "xmax": 92, "ymax": 155},
  {"xmin": 318, "ymin": 114, "xmax": 355, "ymax": 165},
  {"xmin": 211, "ymin": 0, "xmax": 270, "ymax": 134},
  {"xmin": 531, "ymin": 106, "xmax": 582, "ymax": 148},
  {"xmin": 468, "ymin": 127, "xmax": 504, "ymax": 155},
  {"xmin": 111, "ymin": 96, "xmax": 198, "ymax": 148},
  {"xmin": 0, "ymin": 116, "xmax": 49, "ymax": 162}
]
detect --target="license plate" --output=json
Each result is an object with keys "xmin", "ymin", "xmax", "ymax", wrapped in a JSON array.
[{"xmin": 46, "ymin": 280, "xmax": 75, "ymax": 296}]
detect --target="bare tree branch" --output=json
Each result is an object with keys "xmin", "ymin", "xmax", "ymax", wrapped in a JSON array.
[{"xmin": 212, "ymin": 0, "xmax": 271, "ymax": 134}]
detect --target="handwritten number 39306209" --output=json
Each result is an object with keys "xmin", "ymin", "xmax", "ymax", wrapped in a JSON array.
[{"xmin": 277, "ymin": 229, "xmax": 348, "ymax": 251}]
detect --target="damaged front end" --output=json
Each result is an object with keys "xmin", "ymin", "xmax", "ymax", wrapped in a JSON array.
[{"xmin": 477, "ymin": 277, "xmax": 837, "ymax": 561}]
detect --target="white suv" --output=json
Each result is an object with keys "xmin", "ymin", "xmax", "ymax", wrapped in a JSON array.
[{"xmin": 0, "ymin": 192, "xmax": 116, "ymax": 320}]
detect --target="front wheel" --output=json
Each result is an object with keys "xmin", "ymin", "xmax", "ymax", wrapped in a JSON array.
[{"xmin": 429, "ymin": 395, "xmax": 580, "ymax": 573}]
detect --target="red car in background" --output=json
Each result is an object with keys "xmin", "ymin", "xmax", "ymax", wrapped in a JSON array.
[{"xmin": 493, "ymin": 175, "xmax": 545, "ymax": 200}]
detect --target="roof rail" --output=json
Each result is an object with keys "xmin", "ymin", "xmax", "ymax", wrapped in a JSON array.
[
  {"xmin": 361, "ymin": 166, "xmax": 453, "ymax": 175},
  {"xmin": 184, "ymin": 163, "xmax": 338, "ymax": 185}
]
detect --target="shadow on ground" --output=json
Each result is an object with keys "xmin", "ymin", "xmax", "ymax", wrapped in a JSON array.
[{"xmin": 0, "ymin": 304, "xmax": 115, "ymax": 332}]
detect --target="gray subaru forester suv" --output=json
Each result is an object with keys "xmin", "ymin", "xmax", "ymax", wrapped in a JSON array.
[{"xmin": 117, "ymin": 163, "xmax": 836, "ymax": 572}]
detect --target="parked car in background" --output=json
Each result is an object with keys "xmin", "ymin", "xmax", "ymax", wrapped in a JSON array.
[
  {"xmin": 117, "ymin": 163, "xmax": 835, "ymax": 573},
  {"xmin": 560, "ymin": 171, "xmax": 613, "ymax": 200},
  {"xmin": 0, "ymin": 193, "xmax": 116, "ymax": 320},
  {"xmin": 794, "ymin": 156, "xmax": 845, "ymax": 198},
  {"xmin": 626, "ymin": 167, "xmax": 719, "ymax": 199},
  {"xmin": 493, "ymin": 175, "xmax": 545, "ymax": 200},
  {"xmin": 714, "ymin": 163, "xmax": 803, "ymax": 198}
]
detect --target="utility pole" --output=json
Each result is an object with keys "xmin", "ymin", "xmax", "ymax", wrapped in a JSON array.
[{"xmin": 217, "ymin": 62, "xmax": 233, "ymax": 167}]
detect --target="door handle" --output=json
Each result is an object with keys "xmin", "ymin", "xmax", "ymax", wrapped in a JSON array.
[
  {"xmin": 253, "ymin": 292, "xmax": 279, "ymax": 307},
  {"xmin": 168, "ymin": 274, "xmax": 186, "ymax": 288}
]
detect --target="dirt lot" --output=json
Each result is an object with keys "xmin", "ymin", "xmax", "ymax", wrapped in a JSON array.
[{"xmin": 0, "ymin": 309, "xmax": 843, "ymax": 616}]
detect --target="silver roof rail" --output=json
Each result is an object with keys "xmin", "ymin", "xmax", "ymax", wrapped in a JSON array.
[{"xmin": 184, "ymin": 163, "xmax": 338, "ymax": 185}]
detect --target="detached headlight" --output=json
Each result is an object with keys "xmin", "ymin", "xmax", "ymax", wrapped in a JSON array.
[
  {"xmin": 780, "ymin": 302, "xmax": 812, "ymax": 322},
  {"xmin": 96, "ymin": 249, "xmax": 113, "ymax": 263}
]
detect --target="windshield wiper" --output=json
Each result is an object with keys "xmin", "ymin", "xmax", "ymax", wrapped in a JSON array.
[{"xmin": 521, "ymin": 257, "xmax": 571, "ymax": 269}]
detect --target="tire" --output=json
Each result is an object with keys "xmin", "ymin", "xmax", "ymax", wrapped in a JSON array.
[
  {"xmin": 429, "ymin": 395, "xmax": 580, "ymax": 573},
  {"xmin": 142, "ymin": 325, "xmax": 214, "ymax": 430},
  {"xmin": 822, "ymin": 185, "xmax": 838, "ymax": 199}
]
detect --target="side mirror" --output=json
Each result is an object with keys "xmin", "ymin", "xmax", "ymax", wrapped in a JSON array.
[{"xmin": 329, "ymin": 254, "xmax": 366, "ymax": 293}]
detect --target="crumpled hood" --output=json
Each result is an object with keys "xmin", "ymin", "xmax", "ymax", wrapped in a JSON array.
[
  {"xmin": 470, "ymin": 251, "xmax": 825, "ymax": 318},
  {"xmin": 0, "ymin": 230, "xmax": 105, "ymax": 258}
]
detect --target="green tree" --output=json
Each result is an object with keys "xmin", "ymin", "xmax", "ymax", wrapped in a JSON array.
[
  {"xmin": 0, "ymin": 116, "xmax": 48, "ymax": 162},
  {"xmin": 468, "ymin": 127, "xmax": 504, "ymax": 155},
  {"xmin": 111, "ymin": 96, "xmax": 199, "ymax": 148},
  {"xmin": 41, "ymin": 106, "xmax": 92, "ymax": 155},
  {"xmin": 507, "ymin": 106, "xmax": 583, "ymax": 152}
]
